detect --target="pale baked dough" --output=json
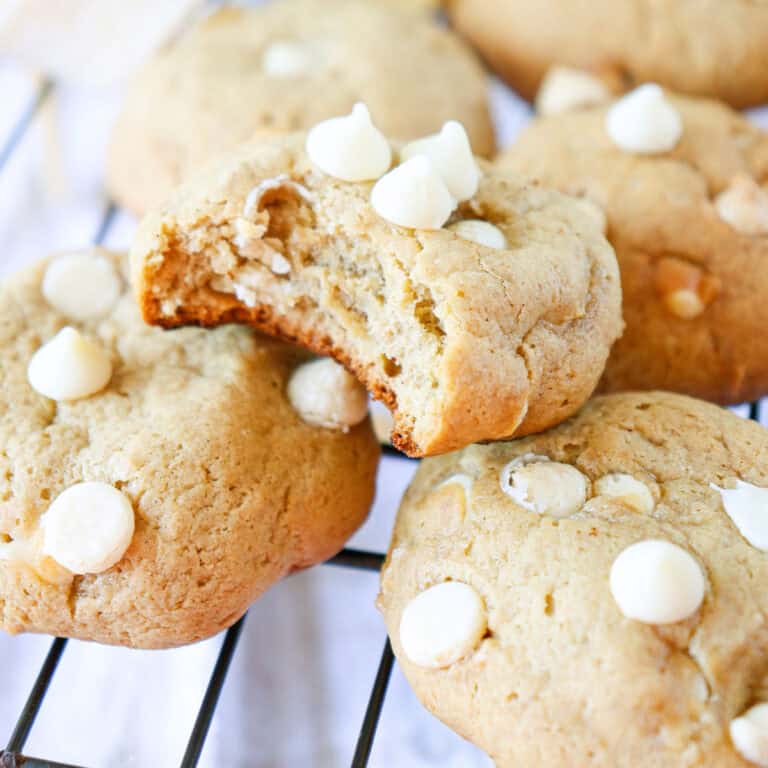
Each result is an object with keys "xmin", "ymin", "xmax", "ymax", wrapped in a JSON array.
[
  {"xmin": 130, "ymin": 132, "xmax": 622, "ymax": 457},
  {"xmin": 447, "ymin": 0, "xmax": 768, "ymax": 108},
  {"xmin": 497, "ymin": 92, "xmax": 768, "ymax": 404},
  {"xmin": 0, "ymin": 251, "xmax": 379, "ymax": 648},
  {"xmin": 380, "ymin": 391, "xmax": 768, "ymax": 767},
  {"xmin": 107, "ymin": 0, "xmax": 494, "ymax": 214}
]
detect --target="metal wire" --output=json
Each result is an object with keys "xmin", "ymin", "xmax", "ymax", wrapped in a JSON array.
[
  {"xmin": 327, "ymin": 548, "xmax": 385, "ymax": 571},
  {"xmin": 3, "ymin": 638, "xmax": 68, "ymax": 754},
  {"xmin": 350, "ymin": 639, "xmax": 395, "ymax": 768},
  {"xmin": 179, "ymin": 617, "xmax": 246, "ymax": 768},
  {"xmin": 0, "ymin": 80, "xmax": 53, "ymax": 174},
  {"xmin": 381, "ymin": 444, "xmax": 416, "ymax": 460}
]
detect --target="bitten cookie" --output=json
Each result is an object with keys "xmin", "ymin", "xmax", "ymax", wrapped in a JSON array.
[
  {"xmin": 130, "ymin": 123, "xmax": 621, "ymax": 458},
  {"xmin": 379, "ymin": 392, "xmax": 768, "ymax": 768},
  {"xmin": 446, "ymin": 0, "xmax": 768, "ymax": 109},
  {"xmin": 106, "ymin": 0, "xmax": 494, "ymax": 215},
  {"xmin": 0, "ymin": 250, "xmax": 379, "ymax": 649},
  {"xmin": 498, "ymin": 89, "xmax": 768, "ymax": 404}
]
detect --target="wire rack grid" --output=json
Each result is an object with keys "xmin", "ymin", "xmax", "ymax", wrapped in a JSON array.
[{"xmin": 0, "ymin": 76, "xmax": 417, "ymax": 768}]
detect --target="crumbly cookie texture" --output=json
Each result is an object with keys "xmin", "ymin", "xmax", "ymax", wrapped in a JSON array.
[
  {"xmin": 106, "ymin": 0, "xmax": 493, "ymax": 215},
  {"xmin": 0, "ymin": 251, "xmax": 378, "ymax": 649},
  {"xmin": 446, "ymin": 0, "xmax": 768, "ymax": 108},
  {"xmin": 130, "ymin": 131, "xmax": 621, "ymax": 457},
  {"xmin": 379, "ymin": 392, "xmax": 768, "ymax": 768},
  {"xmin": 497, "ymin": 92, "xmax": 768, "ymax": 404}
]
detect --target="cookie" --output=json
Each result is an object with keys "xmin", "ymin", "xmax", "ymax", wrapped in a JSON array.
[
  {"xmin": 446, "ymin": 0, "xmax": 768, "ymax": 108},
  {"xmin": 0, "ymin": 250, "xmax": 379, "ymax": 649},
  {"xmin": 497, "ymin": 89, "xmax": 768, "ymax": 404},
  {"xmin": 379, "ymin": 391, "xmax": 768, "ymax": 768},
  {"xmin": 106, "ymin": 0, "xmax": 494, "ymax": 215},
  {"xmin": 129, "ymin": 123, "xmax": 622, "ymax": 458}
]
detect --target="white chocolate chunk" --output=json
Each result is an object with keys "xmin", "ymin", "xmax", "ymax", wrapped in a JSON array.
[
  {"xmin": 438, "ymin": 473, "xmax": 473, "ymax": 505},
  {"xmin": 448, "ymin": 220, "xmax": 507, "ymax": 249},
  {"xmin": 594, "ymin": 473, "xmax": 655, "ymax": 514},
  {"xmin": 665, "ymin": 289, "xmax": 705, "ymax": 319},
  {"xmin": 715, "ymin": 176, "xmax": 768, "ymax": 236},
  {"xmin": 41, "ymin": 482, "xmax": 135, "ymax": 574},
  {"xmin": 271, "ymin": 253, "xmax": 291, "ymax": 275},
  {"xmin": 731, "ymin": 703, "xmax": 768, "ymax": 767},
  {"xmin": 28, "ymin": 327, "xmax": 112, "ymax": 401},
  {"xmin": 711, "ymin": 480, "xmax": 768, "ymax": 551},
  {"xmin": 261, "ymin": 40, "xmax": 314, "ymax": 78},
  {"xmin": 605, "ymin": 84, "xmax": 682, "ymax": 154},
  {"xmin": 42, "ymin": 251, "xmax": 122, "ymax": 320},
  {"xmin": 399, "ymin": 581, "xmax": 487, "ymax": 668},
  {"xmin": 371, "ymin": 155, "xmax": 455, "ymax": 230},
  {"xmin": 306, "ymin": 103, "xmax": 391, "ymax": 182},
  {"xmin": 243, "ymin": 175, "xmax": 314, "ymax": 218},
  {"xmin": 288, "ymin": 358, "xmax": 368, "ymax": 431},
  {"xmin": 500, "ymin": 457, "xmax": 588, "ymax": 518},
  {"xmin": 609, "ymin": 540, "xmax": 704, "ymax": 624},
  {"xmin": 535, "ymin": 66, "xmax": 612, "ymax": 116},
  {"xmin": 233, "ymin": 282, "xmax": 257, "ymax": 308},
  {"xmin": 400, "ymin": 121, "xmax": 480, "ymax": 201}
]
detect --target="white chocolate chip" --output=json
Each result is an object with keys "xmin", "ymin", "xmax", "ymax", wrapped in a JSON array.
[
  {"xmin": 605, "ymin": 84, "xmax": 682, "ymax": 154},
  {"xmin": 535, "ymin": 66, "xmax": 612, "ymax": 116},
  {"xmin": 28, "ymin": 327, "xmax": 112, "ymax": 402},
  {"xmin": 243, "ymin": 175, "xmax": 314, "ymax": 219},
  {"xmin": 665, "ymin": 289, "xmax": 705, "ymax": 319},
  {"xmin": 306, "ymin": 103, "xmax": 391, "ymax": 182},
  {"xmin": 400, "ymin": 121, "xmax": 480, "ymax": 201},
  {"xmin": 594, "ymin": 473, "xmax": 655, "ymax": 514},
  {"xmin": 41, "ymin": 482, "xmax": 135, "ymax": 574},
  {"xmin": 715, "ymin": 176, "xmax": 768, "ymax": 236},
  {"xmin": 261, "ymin": 40, "xmax": 314, "ymax": 78},
  {"xmin": 448, "ymin": 220, "xmax": 507, "ymax": 249},
  {"xmin": 609, "ymin": 540, "xmax": 705, "ymax": 624},
  {"xmin": 399, "ymin": 581, "xmax": 487, "ymax": 668},
  {"xmin": 288, "ymin": 358, "xmax": 368, "ymax": 431},
  {"xmin": 711, "ymin": 480, "xmax": 768, "ymax": 551},
  {"xmin": 369, "ymin": 399, "xmax": 394, "ymax": 445},
  {"xmin": 731, "ymin": 703, "xmax": 768, "ymax": 767},
  {"xmin": 42, "ymin": 251, "xmax": 122, "ymax": 320},
  {"xmin": 271, "ymin": 253, "xmax": 291, "ymax": 275},
  {"xmin": 500, "ymin": 456, "xmax": 588, "ymax": 518},
  {"xmin": 438, "ymin": 473, "xmax": 473, "ymax": 505},
  {"xmin": 233, "ymin": 282, "xmax": 257, "ymax": 308},
  {"xmin": 371, "ymin": 155, "xmax": 455, "ymax": 230}
]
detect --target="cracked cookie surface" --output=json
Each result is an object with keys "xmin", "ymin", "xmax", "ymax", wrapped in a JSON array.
[
  {"xmin": 107, "ymin": 0, "xmax": 494, "ymax": 215},
  {"xmin": 130, "ymin": 132, "xmax": 622, "ymax": 457},
  {"xmin": 379, "ymin": 391, "xmax": 768, "ymax": 768},
  {"xmin": 447, "ymin": 0, "xmax": 768, "ymax": 108},
  {"xmin": 497, "ymin": 93, "xmax": 768, "ymax": 404},
  {"xmin": 0, "ymin": 252, "xmax": 378, "ymax": 649}
]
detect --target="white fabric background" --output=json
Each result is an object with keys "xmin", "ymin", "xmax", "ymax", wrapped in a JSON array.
[{"xmin": 0, "ymin": 9, "xmax": 767, "ymax": 767}]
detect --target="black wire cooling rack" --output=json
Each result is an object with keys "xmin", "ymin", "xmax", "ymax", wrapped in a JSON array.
[
  {"xmin": 2, "ymin": 72, "xmax": 766, "ymax": 768},
  {"xmin": 0, "ymin": 77, "xmax": 415, "ymax": 768}
]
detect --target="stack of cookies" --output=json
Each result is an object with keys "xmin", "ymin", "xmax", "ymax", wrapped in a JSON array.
[{"xmin": 3, "ymin": 0, "xmax": 768, "ymax": 765}]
